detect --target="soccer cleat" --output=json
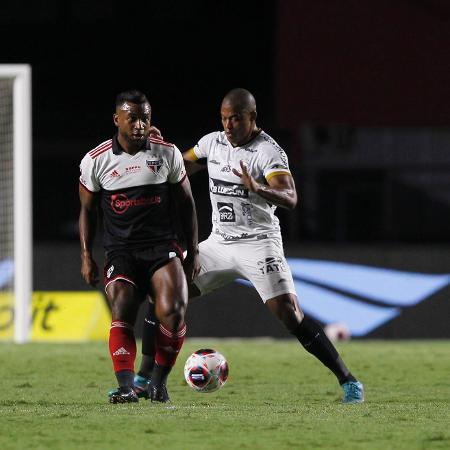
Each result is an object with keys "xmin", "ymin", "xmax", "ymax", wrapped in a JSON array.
[
  {"xmin": 341, "ymin": 381, "xmax": 364, "ymax": 404},
  {"xmin": 109, "ymin": 386, "xmax": 139, "ymax": 404},
  {"xmin": 149, "ymin": 383, "xmax": 170, "ymax": 403},
  {"xmin": 132, "ymin": 374, "xmax": 151, "ymax": 399},
  {"xmin": 108, "ymin": 374, "xmax": 151, "ymax": 400}
]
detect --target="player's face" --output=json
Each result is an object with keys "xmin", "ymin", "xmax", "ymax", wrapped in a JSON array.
[
  {"xmin": 114, "ymin": 102, "xmax": 151, "ymax": 146},
  {"xmin": 221, "ymin": 103, "xmax": 256, "ymax": 147}
]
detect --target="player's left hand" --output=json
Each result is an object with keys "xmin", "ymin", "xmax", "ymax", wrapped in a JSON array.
[
  {"xmin": 232, "ymin": 160, "xmax": 259, "ymax": 192},
  {"xmin": 149, "ymin": 125, "xmax": 163, "ymax": 140}
]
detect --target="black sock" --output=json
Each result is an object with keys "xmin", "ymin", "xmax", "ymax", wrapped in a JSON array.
[
  {"xmin": 150, "ymin": 363, "xmax": 172, "ymax": 386},
  {"xmin": 139, "ymin": 300, "xmax": 158, "ymax": 379},
  {"xmin": 115, "ymin": 370, "xmax": 134, "ymax": 389},
  {"xmin": 292, "ymin": 316, "xmax": 356, "ymax": 385},
  {"xmin": 138, "ymin": 355, "xmax": 155, "ymax": 380}
]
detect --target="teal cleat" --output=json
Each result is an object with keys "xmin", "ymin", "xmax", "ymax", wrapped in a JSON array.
[
  {"xmin": 341, "ymin": 381, "xmax": 364, "ymax": 404},
  {"xmin": 108, "ymin": 374, "xmax": 151, "ymax": 401}
]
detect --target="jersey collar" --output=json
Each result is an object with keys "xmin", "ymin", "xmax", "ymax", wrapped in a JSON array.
[
  {"xmin": 112, "ymin": 134, "xmax": 151, "ymax": 155},
  {"xmin": 112, "ymin": 134, "xmax": 125, "ymax": 155}
]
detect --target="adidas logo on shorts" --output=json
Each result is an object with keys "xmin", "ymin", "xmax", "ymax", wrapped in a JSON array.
[{"xmin": 106, "ymin": 265, "xmax": 114, "ymax": 278}]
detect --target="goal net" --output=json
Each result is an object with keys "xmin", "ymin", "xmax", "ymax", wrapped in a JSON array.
[{"xmin": 0, "ymin": 65, "xmax": 32, "ymax": 343}]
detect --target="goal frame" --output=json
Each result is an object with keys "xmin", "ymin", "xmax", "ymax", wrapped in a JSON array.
[{"xmin": 0, "ymin": 64, "xmax": 32, "ymax": 343}]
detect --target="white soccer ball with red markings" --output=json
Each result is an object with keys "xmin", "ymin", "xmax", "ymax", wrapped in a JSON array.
[{"xmin": 184, "ymin": 348, "xmax": 229, "ymax": 393}]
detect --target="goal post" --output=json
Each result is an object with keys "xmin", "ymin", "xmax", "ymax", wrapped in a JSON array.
[{"xmin": 0, "ymin": 64, "xmax": 32, "ymax": 343}]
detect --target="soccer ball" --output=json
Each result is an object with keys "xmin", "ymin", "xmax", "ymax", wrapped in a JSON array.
[
  {"xmin": 324, "ymin": 322, "xmax": 351, "ymax": 343},
  {"xmin": 184, "ymin": 348, "xmax": 229, "ymax": 393}
]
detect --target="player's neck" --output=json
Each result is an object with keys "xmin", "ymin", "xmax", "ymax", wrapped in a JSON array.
[
  {"xmin": 233, "ymin": 127, "xmax": 261, "ymax": 147},
  {"xmin": 117, "ymin": 135, "xmax": 143, "ymax": 155}
]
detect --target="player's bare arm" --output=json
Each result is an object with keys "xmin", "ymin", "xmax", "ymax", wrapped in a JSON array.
[
  {"xmin": 170, "ymin": 177, "xmax": 201, "ymax": 282},
  {"xmin": 78, "ymin": 184, "xmax": 99, "ymax": 286},
  {"xmin": 182, "ymin": 148, "xmax": 207, "ymax": 176},
  {"xmin": 232, "ymin": 160, "xmax": 298, "ymax": 210}
]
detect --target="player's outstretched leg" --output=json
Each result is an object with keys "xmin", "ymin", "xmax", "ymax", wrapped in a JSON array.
[
  {"xmin": 291, "ymin": 315, "xmax": 364, "ymax": 403},
  {"xmin": 266, "ymin": 293, "xmax": 364, "ymax": 403}
]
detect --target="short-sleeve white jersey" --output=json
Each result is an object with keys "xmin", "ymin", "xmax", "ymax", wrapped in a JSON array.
[
  {"xmin": 79, "ymin": 136, "xmax": 186, "ymax": 193},
  {"xmin": 192, "ymin": 130, "xmax": 291, "ymax": 242}
]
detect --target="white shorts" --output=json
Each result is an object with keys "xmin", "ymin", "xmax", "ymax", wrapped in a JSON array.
[{"xmin": 193, "ymin": 236, "xmax": 297, "ymax": 302}]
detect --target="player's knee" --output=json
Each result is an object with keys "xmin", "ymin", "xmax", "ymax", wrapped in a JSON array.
[
  {"xmin": 156, "ymin": 296, "xmax": 187, "ymax": 325},
  {"xmin": 110, "ymin": 300, "xmax": 138, "ymax": 323},
  {"xmin": 107, "ymin": 283, "xmax": 139, "ymax": 322},
  {"xmin": 266, "ymin": 294, "xmax": 303, "ymax": 331}
]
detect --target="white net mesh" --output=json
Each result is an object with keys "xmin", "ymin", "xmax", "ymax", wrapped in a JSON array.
[{"xmin": 0, "ymin": 79, "xmax": 14, "ymax": 296}]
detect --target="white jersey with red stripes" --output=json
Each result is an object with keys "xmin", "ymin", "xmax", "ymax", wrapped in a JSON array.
[{"xmin": 80, "ymin": 136, "xmax": 185, "ymax": 192}]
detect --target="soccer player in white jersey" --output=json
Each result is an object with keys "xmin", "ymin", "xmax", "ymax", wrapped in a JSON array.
[
  {"xmin": 79, "ymin": 90, "xmax": 200, "ymax": 403},
  {"xmin": 133, "ymin": 88, "xmax": 364, "ymax": 403}
]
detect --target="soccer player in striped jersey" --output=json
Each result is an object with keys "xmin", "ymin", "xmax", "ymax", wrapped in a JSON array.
[
  {"xmin": 136, "ymin": 88, "xmax": 364, "ymax": 404},
  {"xmin": 79, "ymin": 90, "xmax": 200, "ymax": 403}
]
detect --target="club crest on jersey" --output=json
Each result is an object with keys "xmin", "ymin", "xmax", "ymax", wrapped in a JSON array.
[
  {"xmin": 257, "ymin": 257, "xmax": 287, "ymax": 275},
  {"xmin": 146, "ymin": 157, "xmax": 163, "ymax": 174}
]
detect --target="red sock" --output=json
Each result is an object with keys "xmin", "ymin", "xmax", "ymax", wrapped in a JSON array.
[
  {"xmin": 155, "ymin": 323, "xmax": 186, "ymax": 367},
  {"xmin": 109, "ymin": 321, "xmax": 136, "ymax": 373}
]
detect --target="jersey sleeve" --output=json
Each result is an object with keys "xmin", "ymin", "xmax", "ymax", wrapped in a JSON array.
[
  {"xmin": 261, "ymin": 145, "xmax": 291, "ymax": 182},
  {"xmin": 79, "ymin": 153, "xmax": 101, "ymax": 192},
  {"xmin": 168, "ymin": 145, "xmax": 187, "ymax": 184},
  {"xmin": 191, "ymin": 133, "xmax": 214, "ymax": 159}
]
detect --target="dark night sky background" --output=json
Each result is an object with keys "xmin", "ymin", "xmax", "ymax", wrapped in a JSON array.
[{"xmin": 2, "ymin": 0, "xmax": 450, "ymax": 243}]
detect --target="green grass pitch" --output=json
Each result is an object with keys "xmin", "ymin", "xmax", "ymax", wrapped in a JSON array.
[{"xmin": 1, "ymin": 339, "xmax": 449, "ymax": 450}]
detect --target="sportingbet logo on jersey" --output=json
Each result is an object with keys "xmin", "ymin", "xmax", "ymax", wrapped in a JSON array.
[
  {"xmin": 110, "ymin": 193, "xmax": 162, "ymax": 214},
  {"xmin": 217, "ymin": 202, "xmax": 235, "ymax": 222},
  {"xmin": 209, "ymin": 178, "xmax": 248, "ymax": 198},
  {"xmin": 146, "ymin": 157, "xmax": 163, "ymax": 173},
  {"xmin": 257, "ymin": 257, "xmax": 287, "ymax": 275}
]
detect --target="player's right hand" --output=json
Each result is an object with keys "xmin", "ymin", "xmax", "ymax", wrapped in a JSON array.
[{"xmin": 81, "ymin": 256, "xmax": 99, "ymax": 287}]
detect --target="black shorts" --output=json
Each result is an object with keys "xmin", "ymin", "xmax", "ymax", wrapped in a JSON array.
[{"xmin": 103, "ymin": 241, "xmax": 183, "ymax": 296}]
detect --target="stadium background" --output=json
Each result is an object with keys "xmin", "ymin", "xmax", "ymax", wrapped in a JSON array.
[{"xmin": 2, "ymin": 0, "xmax": 450, "ymax": 339}]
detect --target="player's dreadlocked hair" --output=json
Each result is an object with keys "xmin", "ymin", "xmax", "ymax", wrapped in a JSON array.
[{"xmin": 115, "ymin": 90, "xmax": 149, "ymax": 108}]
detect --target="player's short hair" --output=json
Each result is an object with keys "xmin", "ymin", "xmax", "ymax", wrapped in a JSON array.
[
  {"xmin": 222, "ymin": 88, "xmax": 256, "ymax": 114},
  {"xmin": 115, "ymin": 90, "xmax": 149, "ymax": 108}
]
